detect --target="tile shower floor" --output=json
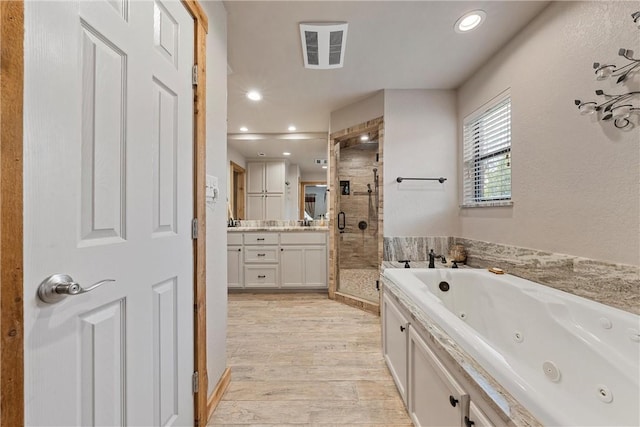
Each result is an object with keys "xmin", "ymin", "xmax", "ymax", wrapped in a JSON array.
[
  {"xmin": 210, "ymin": 293, "xmax": 411, "ymax": 426},
  {"xmin": 338, "ymin": 268, "xmax": 380, "ymax": 303}
]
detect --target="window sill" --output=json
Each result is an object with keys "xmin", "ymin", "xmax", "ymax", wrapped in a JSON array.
[{"xmin": 460, "ymin": 201, "xmax": 513, "ymax": 208}]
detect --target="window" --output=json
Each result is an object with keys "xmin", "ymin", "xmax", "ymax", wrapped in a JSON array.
[{"xmin": 462, "ymin": 96, "xmax": 512, "ymax": 207}]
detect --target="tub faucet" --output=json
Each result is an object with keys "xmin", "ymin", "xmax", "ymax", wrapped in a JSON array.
[
  {"xmin": 428, "ymin": 249, "xmax": 444, "ymax": 268},
  {"xmin": 428, "ymin": 250, "xmax": 436, "ymax": 268}
]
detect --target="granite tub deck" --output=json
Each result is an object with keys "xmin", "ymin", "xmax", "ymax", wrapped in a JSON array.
[{"xmin": 381, "ymin": 271, "xmax": 541, "ymax": 427}]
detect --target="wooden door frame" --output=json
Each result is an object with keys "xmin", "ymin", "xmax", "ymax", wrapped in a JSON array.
[
  {"xmin": 229, "ymin": 161, "xmax": 246, "ymax": 220},
  {"xmin": 0, "ymin": 2, "xmax": 210, "ymax": 426},
  {"xmin": 299, "ymin": 181, "xmax": 327, "ymax": 220}
]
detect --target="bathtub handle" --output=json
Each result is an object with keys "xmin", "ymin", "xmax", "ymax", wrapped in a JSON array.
[
  {"xmin": 449, "ymin": 395, "xmax": 458, "ymax": 407},
  {"xmin": 399, "ymin": 325, "xmax": 406, "ymax": 332},
  {"xmin": 464, "ymin": 416, "xmax": 475, "ymax": 427}
]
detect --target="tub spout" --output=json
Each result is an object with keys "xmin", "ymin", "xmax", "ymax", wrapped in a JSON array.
[{"xmin": 428, "ymin": 249, "xmax": 444, "ymax": 268}]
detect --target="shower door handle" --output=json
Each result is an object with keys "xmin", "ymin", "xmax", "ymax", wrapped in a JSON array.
[{"xmin": 337, "ymin": 211, "xmax": 346, "ymax": 230}]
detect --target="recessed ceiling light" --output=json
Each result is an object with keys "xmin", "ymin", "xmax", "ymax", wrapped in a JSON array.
[
  {"xmin": 246, "ymin": 90, "xmax": 262, "ymax": 101},
  {"xmin": 258, "ymin": 152, "xmax": 266, "ymax": 157},
  {"xmin": 455, "ymin": 10, "xmax": 486, "ymax": 33},
  {"xmin": 288, "ymin": 125, "xmax": 296, "ymax": 131},
  {"xmin": 239, "ymin": 126, "xmax": 248, "ymax": 132},
  {"xmin": 360, "ymin": 135, "xmax": 369, "ymax": 141},
  {"xmin": 322, "ymin": 166, "xmax": 328, "ymax": 169},
  {"xmin": 283, "ymin": 152, "xmax": 291, "ymax": 156}
]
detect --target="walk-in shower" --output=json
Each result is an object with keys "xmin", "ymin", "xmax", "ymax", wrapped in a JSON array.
[{"xmin": 333, "ymin": 130, "xmax": 382, "ymax": 304}]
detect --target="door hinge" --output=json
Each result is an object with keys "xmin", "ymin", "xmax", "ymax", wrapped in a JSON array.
[
  {"xmin": 192, "ymin": 371, "xmax": 199, "ymax": 394},
  {"xmin": 192, "ymin": 64, "xmax": 199, "ymax": 86},
  {"xmin": 192, "ymin": 218, "xmax": 198, "ymax": 240}
]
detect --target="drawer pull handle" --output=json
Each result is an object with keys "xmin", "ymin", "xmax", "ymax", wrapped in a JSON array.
[
  {"xmin": 256, "ymin": 238, "xmax": 265, "ymax": 241},
  {"xmin": 257, "ymin": 275, "xmax": 266, "ymax": 278},
  {"xmin": 257, "ymin": 253, "xmax": 266, "ymax": 257},
  {"xmin": 449, "ymin": 395, "xmax": 458, "ymax": 407}
]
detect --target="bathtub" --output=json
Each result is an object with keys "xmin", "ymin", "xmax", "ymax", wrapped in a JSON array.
[{"xmin": 382, "ymin": 268, "xmax": 640, "ymax": 427}]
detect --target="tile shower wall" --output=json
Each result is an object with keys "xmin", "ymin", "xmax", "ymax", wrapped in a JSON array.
[
  {"xmin": 383, "ymin": 236, "xmax": 639, "ymax": 315},
  {"xmin": 338, "ymin": 145, "xmax": 379, "ymax": 269}
]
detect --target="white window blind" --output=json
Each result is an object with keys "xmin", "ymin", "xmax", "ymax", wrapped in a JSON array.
[{"xmin": 462, "ymin": 97, "xmax": 512, "ymax": 207}]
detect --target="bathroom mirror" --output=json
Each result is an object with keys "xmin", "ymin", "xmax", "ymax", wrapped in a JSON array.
[{"xmin": 299, "ymin": 182, "xmax": 328, "ymax": 220}]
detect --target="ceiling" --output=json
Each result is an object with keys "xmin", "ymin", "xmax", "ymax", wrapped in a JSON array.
[{"xmin": 225, "ymin": 1, "xmax": 549, "ymax": 174}]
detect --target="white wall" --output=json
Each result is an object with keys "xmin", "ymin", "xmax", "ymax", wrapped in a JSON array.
[
  {"xmin": 301, "ymin": 171, "xmax": 328, "ymax": 182},
  {"xmin": 330, "ymin": 90, "xmax": 384, "ymax": 132},
  {"xmin": 286, "ymin": 163, "xmax": 300, "ymax": 220},
  {"xmin": 201, "ymin": 0, "xmax": 228, "ymax": 395},
  {"xmin": 457, "ymin": 1, "xmax": 639, "ymax": 266},
  {"xmin": 383, "ymin": 90, "xmax": 459, "ymax": 237},
  {"xmin": 227, "ymin": 144, "xmax": 246, "ymax": 169}
]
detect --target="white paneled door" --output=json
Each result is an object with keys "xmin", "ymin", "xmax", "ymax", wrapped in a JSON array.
[{"xmin": 23, "ymin": 1, "xmax": 195, "ymax": 425}]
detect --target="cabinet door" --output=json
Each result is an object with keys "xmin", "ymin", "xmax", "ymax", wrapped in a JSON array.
[
  {"xmin": 264, "ymin": 194, "xmax": 283, "ymax": 219},
  {"xmin": 227, "ymin": 246, "xmax": 243, "ymax": 288},
  {"xmin": 265, "ymin": 161, "xmax": 285, "ymax": 193},
  {"xmin": 246, "ymin": 194, "xmax": 265, "ymax": 220},
  {"xmin": 382, "ymin": 293, "xmax": 409, "ymax": 405},
  {"xmin": 281, "ymin": 246, "xmax": 304, "ymax": 287},
  {"xmin": 409, "ymin": 326, "xmax": 468, "ymax": 427},
  {"xmin": 304, "ymin": 245, "xmax": 327, "ymax": 287},
  {"xmin": 247, "ymin": 162, "xmax": 265, "ymax": 193},
  {"xmin": 467, "ymin": 402, "xmax": 494, "ymax": 427}
]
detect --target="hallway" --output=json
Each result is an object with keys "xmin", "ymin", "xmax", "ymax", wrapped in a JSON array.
[{"xmin": 210, "ymin": 293, "xmax": 411, "ymax": 426}]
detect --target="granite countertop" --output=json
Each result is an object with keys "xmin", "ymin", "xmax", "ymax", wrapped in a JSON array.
[
  {"xmin": 381, "ymin": 272, "xmax": 541, "ymax": 427},
  {"xmin": 227, "ymin": 226, "xmax": 329, "ymax": 232}
]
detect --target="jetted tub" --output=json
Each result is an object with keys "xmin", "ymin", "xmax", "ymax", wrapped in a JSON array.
[{"xmin": 382, "ymin": 268, "xmax": 640, "ymax": 427}]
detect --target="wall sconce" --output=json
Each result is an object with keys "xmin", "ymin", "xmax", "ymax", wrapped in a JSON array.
[
  {"xmin": 575, "ymin": 91, "xmax": 640, "ymax": 128},
  {"xmin": 574, "ymin": 12, "xmax": 640, "ymax": 129}
]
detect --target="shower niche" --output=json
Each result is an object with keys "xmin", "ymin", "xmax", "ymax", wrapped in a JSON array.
[{"xmin": 329, "ymin": 117, "xmax": 384, "ymax": 310}]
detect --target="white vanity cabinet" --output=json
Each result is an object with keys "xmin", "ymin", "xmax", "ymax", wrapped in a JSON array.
[
  {"xmin": 382, "ymin": 293, "xmax": 410, "ymax": 404},
  {"xmin": 227, "ymin": 231, "xmax": 328, "ymax": 289},
  {"xmin": 227, "ymin": 233, "xmax": 244, "ymax": 288},
  {"xmin": 243, "ymin": 233, "xmax": 279, "ymax": 288},
  {"xmin": 280, "ymin": 232, "xmax": 327, "ymax": 288}
]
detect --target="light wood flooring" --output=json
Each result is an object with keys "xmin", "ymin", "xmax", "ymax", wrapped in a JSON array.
[{"xmin": 210, "ymin": 293, "xmax": 411, "ymax": 426}]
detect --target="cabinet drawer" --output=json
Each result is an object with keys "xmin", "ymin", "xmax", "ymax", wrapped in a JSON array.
[
  {"xmin": 227, "ymin": 233, "xmax": 243, "ymax": 245},
  {"xmin": 244, "ymin": 247, "xmax": 279, "ymax": 263},
  {"xmin": 280, "ymin": 232, "xmax": 327, "ymax": 245},
  {"xmin": 244, "ymin": 265, "xmax": 279, "ymax": 288},
  {"xmin": 244, "ymin": 233, "xmax": 279, "ymax": 245}
]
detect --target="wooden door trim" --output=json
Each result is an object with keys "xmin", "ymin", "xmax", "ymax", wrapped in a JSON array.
[
  {"xmin": 0, "ymin": 2, "xmax": 25, "ymax": 426},
  {"xmin": 181, "ymin": 1, "xmax": 209, "ymax": 426},
  {"xmin": 0, "ymin": 2, "xmax": 210, "ymax": 426},
  {"xmin": 230, "ymin": 161, "xmax": 246, "ymax": 220},
  {"xmin": 299, "ymin": 181, "xmax": 326, "ymax": 220}
]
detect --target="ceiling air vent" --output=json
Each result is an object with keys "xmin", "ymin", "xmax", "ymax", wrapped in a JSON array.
[{"xmin": 299, "ymin": 22, "xmax": 348, "ymax": 69}]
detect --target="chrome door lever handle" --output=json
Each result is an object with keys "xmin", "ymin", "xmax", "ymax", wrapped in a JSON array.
[{"xmin": 38, "ymin": 274, "xmax": 116, "ymax": 304}]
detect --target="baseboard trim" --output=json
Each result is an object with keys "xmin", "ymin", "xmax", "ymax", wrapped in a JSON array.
[
  {"xmin": 206, "ymin": 367, "xmax": 231, "ymax": 422},
  {"xmin": 334, "ymin": 291, "xmax": 380, "ymax": 315}
]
